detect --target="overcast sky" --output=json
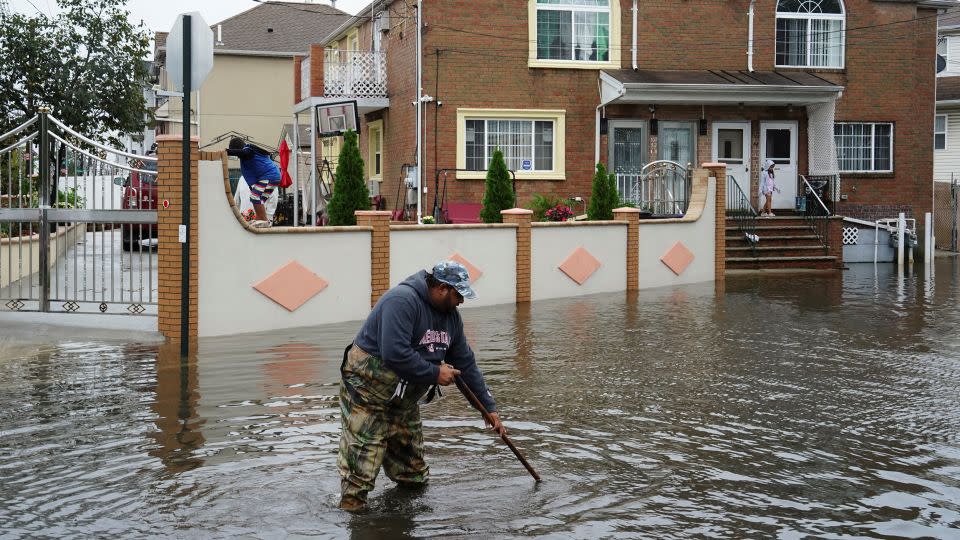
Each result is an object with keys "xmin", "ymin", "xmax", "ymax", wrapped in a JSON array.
[{"xmin": 9, "ymin": 0, "xmax": 370, "ymax": 32}]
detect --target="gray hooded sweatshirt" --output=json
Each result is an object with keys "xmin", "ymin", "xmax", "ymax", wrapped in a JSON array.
[{"xmin": 353, "ymin": 270, "xmax": 497, "ymax": 412}]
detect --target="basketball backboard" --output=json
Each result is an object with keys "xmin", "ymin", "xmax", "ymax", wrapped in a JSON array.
[{"xmin": 315, "ymin": 100, "xmax": 360, "ymax": 136}]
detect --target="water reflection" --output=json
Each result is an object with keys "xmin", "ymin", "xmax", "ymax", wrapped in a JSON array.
[
  {"xmin": 149, "ymin": 344, "xmax": 204, "ymax": 474},
  {"xmin": 1, "ymin": 259, "xmax": 959, "ymax": 537}
]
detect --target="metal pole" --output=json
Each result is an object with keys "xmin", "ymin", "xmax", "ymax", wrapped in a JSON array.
[
  {"xmin": 415, "ymin": 0, "xmax": 423, "ymax": 224},
  {"xmin": 897, "ymin": 212, "xmax": 905, "ymax": 269},
  {"xmin": 293, "ymin": 112, "xmax": 299, "ymax": 227},
  {"xmin": 181, "ymin": 14, "xmax": 192, "ymax": 358},
  {"xmin": 925, "ymin": 211, "xmax": 932, "ymax": 264},
  {"xmin": 310, "ymin": 109, "xmax": 317, "ymax": 226},
  {"xmin": 38, "ymin": 108, "xmax": 50, "ymax": 312}
]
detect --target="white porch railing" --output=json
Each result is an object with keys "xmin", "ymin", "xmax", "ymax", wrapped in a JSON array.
[{"xmin": 323, "ymin": 50, "xmax": 387, "ymax": 98}]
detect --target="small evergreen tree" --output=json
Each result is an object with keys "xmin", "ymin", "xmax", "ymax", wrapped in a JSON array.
[
  {"xmin": 588, "ymin": 163, "xmax": 617, "ymax": 220},
  {"xmin": 327, "ymin": 130, "xmax": 370, "ymax": 226},
  {"xmin": 480, "ymin": 148, "xmax": 515, "ymax": 223}
]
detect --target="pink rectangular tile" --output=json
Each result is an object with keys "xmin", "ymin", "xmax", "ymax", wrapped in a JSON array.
[
  {"xmin": 253, "ymin": 261, "xmax": 328, "ymax": 312},
  {"xmin": 449, "ymin": 252, "xmax": 483, "ymax": 283},
  {"xmin": 559, "ymin": 247, "xmax": 601, "ymax": 285},
  {"xmin": 660, "ymin": 242, "xmax": 695, "ymax": 276}
]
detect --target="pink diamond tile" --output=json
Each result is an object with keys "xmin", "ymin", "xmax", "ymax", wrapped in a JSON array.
[
  {"xmin": 449, "ymin": 252, "xmax": 483, "ymax": 283},
  {"xmin": 660, "ymin": 242, "xmax": 695, "ymax": 276},
  {"xmin": 253, "ymin": 261, "xmax": 328, "ymax": 312},
  {"xmin": 559, "ymin": 247, "xmax": 601, "ymax": 285}
]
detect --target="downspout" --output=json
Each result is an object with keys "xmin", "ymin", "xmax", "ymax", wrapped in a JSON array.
[
  {"xmin": 748, "ymin": 0, "xmax": 755, "ymax": 72},
  {"xmin": 596, "ymin": 79, "xmax": 603, "ymax": 164},
  {"xmin": 632, "ymin": 0, "xmax": 638, "ymax": 71}
]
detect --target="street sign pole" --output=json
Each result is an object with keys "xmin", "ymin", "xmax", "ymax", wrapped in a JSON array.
[{"xmin": 181, "ymin": 14, "xmax": 192, "ymax": 358}]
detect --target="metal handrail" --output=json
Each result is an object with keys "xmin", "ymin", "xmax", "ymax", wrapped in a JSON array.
[
  {"xmin": 0, "ymin": 115, "xmax": 39, "ymax": 142},
  {"xmin": 0, "ymin": 132, "xmax": 37, "ymax": 155},
  {"xmin": 48, "ymin": 115, "xmax": 158, "ymax": 162},
  {"xmin": 800, "ymin": 175, "xmax": 831, "ymax": 217},
  {"xmin": 50, "ymin": 133, "xmax": 158, "ymax": 176},
  {"xmin": 620, "ymin": 160, "xmax": 691, "ymax": 216},
  {"xmin": 726, "ymin": 175, "xmax": 758, "ymax": 255},
  {"xmin": 799, "ymin": 175, "xmax": 831, "ymax": 253}
]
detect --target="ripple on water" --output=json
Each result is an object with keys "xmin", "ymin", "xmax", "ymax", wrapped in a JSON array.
[{"xmin": 2, "ymin": 263, "xmax": 960, "ymax": 536}]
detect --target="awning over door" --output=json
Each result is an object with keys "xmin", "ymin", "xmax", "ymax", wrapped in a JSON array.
[
  {"xmin": 599, "ymin": 69, "xmax": 844, "ymax": 177},
  {"xmin": 600, "ymin": 69, "xmax": 843, "ymax": 107}
]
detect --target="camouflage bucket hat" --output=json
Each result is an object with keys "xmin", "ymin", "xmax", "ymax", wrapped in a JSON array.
[{"xmin": 431, "ymin": 261, "xmax": 477, "ymax": 299}]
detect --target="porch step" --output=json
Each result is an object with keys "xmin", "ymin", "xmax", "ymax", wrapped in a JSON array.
[
  {"xmin": 726, "ymin": 225, "xmax": 815, "ymax": 237},
  {"xmin": 727, "ymin": 245, "xmax": 828, "ymax": 258},
  {"xmin": 725, "ymin": 235, "xmax": 822, "ymax": 251},
  {"xmin": 726, "ymin": 255, "xmax": 840, "ymax": 271}
]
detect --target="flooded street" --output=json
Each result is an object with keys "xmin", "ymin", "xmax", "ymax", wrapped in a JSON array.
[{"xmin": 2, "ymin": 260, "xmax": 960, "ymax": 538}]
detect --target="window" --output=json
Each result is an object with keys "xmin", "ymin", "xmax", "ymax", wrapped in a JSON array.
[
  {"xmin": 457, "ymin": 109, "xmax": 566, "ymax": 180},
  {"xmin": 834, "ymin": 122, "xmax": 893, "ymax": 172},
  {"xmin": 776, "ymin": 0, "xmax": 845, "ymax": 68},
  {"xmin": 368, "ymin": 120, "xmax": 383, "ymax": 180},
  {"xmin": 938, "ymin": 36, "xmax": 949, "ymax": 70},
  {"xmin": 657, "ymin": 121, "xmax": 696, "ymax": 166},
  {"xmin": 935, "ymin": 114, "xmax": 947, "ymax": 151},
  {"xmin": 529, "ymin": 0, "xmax": 620, "ymax": 68}
]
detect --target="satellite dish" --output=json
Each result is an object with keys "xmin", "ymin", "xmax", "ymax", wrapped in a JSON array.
[{"xmin": 937, "ymin": 54, "xmax": 947, "ymax": 74}]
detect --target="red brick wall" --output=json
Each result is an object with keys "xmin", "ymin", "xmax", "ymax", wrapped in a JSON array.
[{"xmin": 363, "ymin": 0, "xmax": 936, "ymax": 220}]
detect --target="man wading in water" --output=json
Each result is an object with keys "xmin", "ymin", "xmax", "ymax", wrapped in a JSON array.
[{"xmin": 337, "ymin": 261, "xmax": 504, "ymax": 511}]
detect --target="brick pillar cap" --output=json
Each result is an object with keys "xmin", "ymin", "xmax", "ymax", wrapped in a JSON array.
[
  {"xmin": 613, "ymin": 207, "xmax": 642, "ymax": 213},
  {"xmin": 157, "ymin": 135, "xmax": 201, "ymax": 142},
  {"xmin": 700, "ymin": 162, "xmax": 727, "ymax": 168},
  {"xmin": 355, "ymin": 210, "xmax": 392, "ymax": 217},
  {"xmin": 501, "ymin": 208, "xmax": 534, "ymax": 215}
]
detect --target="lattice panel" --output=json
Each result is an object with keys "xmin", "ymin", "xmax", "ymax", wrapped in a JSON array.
[
  {"xmin": 842, "ymin": 227, "xmax": 859, "ymax": 245},
  {"xmin": 324, "ymin": 51, "xmax": 387, "ymax": 98}
]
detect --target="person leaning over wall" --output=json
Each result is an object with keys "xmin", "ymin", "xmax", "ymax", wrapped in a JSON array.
[{"xmin": 226, "ymin": 137, "xmax": 280, "ymax": 228}]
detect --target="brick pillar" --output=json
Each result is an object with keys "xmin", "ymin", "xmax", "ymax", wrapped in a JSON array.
[
  {"xmin": 156, "ymin": 135, "xmax": 199, "ymax": 346},
  {"xmin": 309, "ymin": 44, "xmax": 324, "ymax": 97},
  {"xmin": 702, "ymin": 163, "xmax": 727, "ymax": 282},
  {"xmin": 501, "ymin": 208, "xmax": 533, "ymax": 303},
  {"xmin": 355, "ymin": 210, "xmax": 392, "ymax": 307},
  {"xmin": 293, "ymin": 55, "xmax": 304, "ymax": 104},
  {"xmin": 614, "ymin": 207, "xmax": 641, "ymax": 291}
]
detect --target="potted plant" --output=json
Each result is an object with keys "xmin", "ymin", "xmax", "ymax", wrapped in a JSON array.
[{"xmin": 545, "ymin": 203, "xmax": 574, "ymax": 222}]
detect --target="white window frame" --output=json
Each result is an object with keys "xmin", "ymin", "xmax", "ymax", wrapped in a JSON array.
[
  {"xmin": 938, "ymin": 36, "xmax": 949, "ymax": 71},
  {"xmin": 775, "ymin": 0, "xmax": 846, "ymax": 69},
  {"xmin": 456, "ymin": 109, "xmax": 566, "ymax": 180},
  {"xmin": 935, "ymin": 114, "xmax": 948, "ymax": 151},
  {"xmin": 834, "ymin": 122, "xmax": 894, "ymax": 173},
  {"xmin": 368, "ymin": 120, "xmax": 384, "ymax": 181},
  {"xmin": 528, "ymin": 0, "xmax": 620, "ymax": 70}
]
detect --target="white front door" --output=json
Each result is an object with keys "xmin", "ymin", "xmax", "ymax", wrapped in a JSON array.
[
  {"xmin": 760, "ymin": 121, "xmax": 798, "ymax": 210},
  {"xmin": 712, "ymin": 122, "xmax": 751, "ymax": 204}
]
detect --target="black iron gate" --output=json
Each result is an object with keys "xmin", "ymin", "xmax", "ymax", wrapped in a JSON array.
[{"xmin": 0, "ymin": 110, "xmax": 158, "ymax": 315}]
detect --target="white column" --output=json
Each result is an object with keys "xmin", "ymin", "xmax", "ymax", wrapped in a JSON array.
[
  {"xmin": 310, "ymin": 109, "xmax": 317, "ymax": 226},
  {"xmin": 293, "ymin": 113, "xmax": 300, "ymax": 227},
  {"xmin": 925, "ymin": 211, "xmax": 932, "ymax": 264},
  {"xmin": 897, "ymin": 212, "xmax": 905, "ymax": 268}
]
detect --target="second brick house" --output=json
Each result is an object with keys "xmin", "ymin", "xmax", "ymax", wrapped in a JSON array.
[{"xmin": 295, "ymin": 0, "xmax": 950, "ymax": 222}]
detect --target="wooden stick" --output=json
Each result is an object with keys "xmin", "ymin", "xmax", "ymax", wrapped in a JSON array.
[{"xmin": 454, "ymin": 375, "xmax": 541, "ymax": 482}]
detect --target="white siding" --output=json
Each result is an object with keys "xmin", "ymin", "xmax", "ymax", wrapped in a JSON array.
[
  {"xmin": 934, "ymin": 107, "xmax": 960, "ymax": 182},
  {"xmin": 938, "ymin": 34, "xmax": 960, "ymax": 77}
]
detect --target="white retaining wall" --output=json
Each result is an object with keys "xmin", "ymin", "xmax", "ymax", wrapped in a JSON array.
[{"xmin": 531, "ymin": 223, "xmax": 628, "ymax": 301}]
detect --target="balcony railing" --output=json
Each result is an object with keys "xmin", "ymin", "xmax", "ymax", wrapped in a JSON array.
[{"xmin": 323, "ymin": 50, "xmax": 387, "ymax": 98}]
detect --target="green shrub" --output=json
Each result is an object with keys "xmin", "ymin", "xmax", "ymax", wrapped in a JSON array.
[
  {"xmin": 587, "ymin": 163, "xmax": 619, "ymax": 220},
  {"xmin": 525, "ymin": 193, "xmax": 566, "ymax": 222},
  {"xmin": 326, "ymin": 130, "xmax": 371, "ymax": 226},
  {"xmin": 480, "ymin": 149, "xmax": 515, "ymax": 223}
]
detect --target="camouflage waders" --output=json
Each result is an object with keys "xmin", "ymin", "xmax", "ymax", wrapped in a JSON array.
[{"xmin": 338, "ymin": 344, "xmax": 431, "ymax": 507}]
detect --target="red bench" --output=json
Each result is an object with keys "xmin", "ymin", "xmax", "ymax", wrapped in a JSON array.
[{"xmin": 443, "ymin": 202, "xmax": 483, "ymax": 224}]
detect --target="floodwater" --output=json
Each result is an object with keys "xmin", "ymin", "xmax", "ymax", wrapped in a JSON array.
[{"xmin": 2, "ymin": 260, "xmax": 960, "ymax": 538}]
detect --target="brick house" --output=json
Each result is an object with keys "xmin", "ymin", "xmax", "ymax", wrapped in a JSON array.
[{"xmin": 295, "ymin": 0, "xmax": 950, "ymax": 222}]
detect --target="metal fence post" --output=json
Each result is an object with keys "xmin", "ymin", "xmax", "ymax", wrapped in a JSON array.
[{"xmin": 38, "ymin": 107, "xmax": 50, "ymax": 312}]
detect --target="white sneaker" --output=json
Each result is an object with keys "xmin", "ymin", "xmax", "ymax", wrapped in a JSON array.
[{"xmin": 768, "ymin": 212, "xmax": 776, "ymax": 217}]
